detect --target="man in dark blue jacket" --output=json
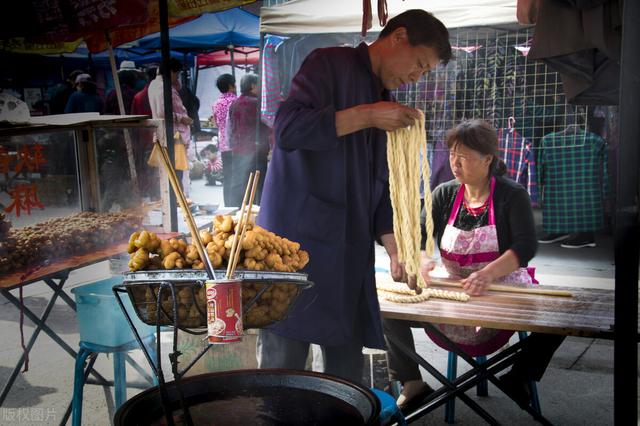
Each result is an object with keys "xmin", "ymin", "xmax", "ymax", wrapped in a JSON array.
[{"xmin": 257, "ymin": 9, "xmax": 452, "ymax": 384}]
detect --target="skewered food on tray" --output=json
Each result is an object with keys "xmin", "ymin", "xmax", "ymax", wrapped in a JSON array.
[{"xmin": 126, "ymin": 215, "xmax": 309, "ymax": 274}]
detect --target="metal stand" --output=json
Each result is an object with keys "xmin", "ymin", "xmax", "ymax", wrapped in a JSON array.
[
  {"xmin": 113, "ymin": 274, "xmax": 312, "ymax": 426},
  {"xmin": 389, "ymin": 323, "xmax": 554, "ymax": 425}
]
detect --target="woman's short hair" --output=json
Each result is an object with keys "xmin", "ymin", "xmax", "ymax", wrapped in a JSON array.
[
  {"xmin": 378, "ymin": 9, "xmax": 452, "ymax": 65},
  {"xmin": 240, "ymin": 74, "xmax": 258, "ymax": 95},
  {"xmin": 216, "ymin": 74, "xmax": 236, "ymax": 93},
  {"xmin": 445, "ymin": 119, "xmax": 507, "ymax": 176}
]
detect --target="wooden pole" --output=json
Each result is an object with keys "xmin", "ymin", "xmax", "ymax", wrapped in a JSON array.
[
  {"xmin": 428, "ymin": 277, "xmax": 573, "ymax": 298},
  {"xmin": 105, "ymin": 31, "xmax": 139, "ymax": 197}
]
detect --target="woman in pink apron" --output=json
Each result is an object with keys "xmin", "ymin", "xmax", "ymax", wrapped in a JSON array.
[{"xmin": 384, "ymin": 120, "xmax": 564, "ymax": 412}]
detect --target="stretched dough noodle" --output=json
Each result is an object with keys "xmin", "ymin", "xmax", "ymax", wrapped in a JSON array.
[{"xmin": 386, "ymin": 110, "xmax": 435, "ymax": 289}]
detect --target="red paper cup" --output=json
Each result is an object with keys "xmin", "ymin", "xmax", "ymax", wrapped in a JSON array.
[{"xmin": 206, "ymin": 279, "xmax": 243, "ymax": 344}]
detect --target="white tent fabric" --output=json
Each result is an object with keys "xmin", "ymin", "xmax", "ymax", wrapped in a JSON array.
[{"xmin": 260, "ymin": 0, "xmax": 518, "ymax": 34}]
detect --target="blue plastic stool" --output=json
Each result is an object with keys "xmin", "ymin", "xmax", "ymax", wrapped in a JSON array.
[
  {"xmin": 70, "ymin": 277, "xmax": 157, "ymax": 426},
  {"xmin": 444, "ymin": 331, "xmax": 541, "ymax": 423},
  {"xmin": 371, "ymin": 388, "xmax": 408, "ymax": 426}
]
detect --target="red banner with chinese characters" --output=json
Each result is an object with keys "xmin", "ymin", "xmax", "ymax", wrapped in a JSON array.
[{"xmin": 1, "ymin": 144, "xmax": 48, "ymax": 217}]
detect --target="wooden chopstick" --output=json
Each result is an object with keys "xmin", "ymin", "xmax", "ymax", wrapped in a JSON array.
[
  {"xmin": 154, "ymin": 140, "xmax": 216, "ymax": 279},
  {"xmin": 429, "ymin": 277, "xmax": 573, "ymax": 297},
  {"xmin": 229, "ymin": 170, "xmax": 261, "ymax": 278},
  {"xmin": 226, "ymin": 172, "xmax": 255, "ymax": 279}
]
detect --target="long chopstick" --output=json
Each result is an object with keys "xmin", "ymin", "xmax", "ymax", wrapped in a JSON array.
[
  {"xmin": 429, "ymin": 277, "xmax": 573, "ymax": 297},
  {"xmin": 154, "ymin": 139, "xmax": 216, "ymax": 280},
  {"xmin": 229, "ymin": 171, "xmax": 260, "ymax": 278},
  {"xmin": 225, "ymin": 172, "xmax": 255, "ymax": 279}
]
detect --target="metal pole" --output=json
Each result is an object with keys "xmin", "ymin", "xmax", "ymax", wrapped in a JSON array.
[
  {"xmin": 159, "ymin": 0, "xmax": 178, "ymax": 231},
  {"xmin": 614, "ymin": 0, "xmax": 640, "ymax": 424},
  {"xmin": 229, "ymin": 44, "xmax": 236, "ymax": 81}
]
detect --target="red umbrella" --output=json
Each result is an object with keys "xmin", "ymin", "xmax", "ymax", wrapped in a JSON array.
[{"xmin": 197, "ymin": 46, "xmax": 259, "ymax": 68}]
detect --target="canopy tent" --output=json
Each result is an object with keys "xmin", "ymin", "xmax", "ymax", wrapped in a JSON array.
[
  {"xmin": 260, "ymin": 0, "xmax": 519, "ymax": 34},
  {"xmin": 197, "ymin": 47, "xmax": 259, "ymax": 68},
  {"xmin": 46, "ymin": 46, "xmax": 194, "ymax": 68},
  {"xmin": 134, "ymin": 8, "xmax": 260, "ymax": 51}
]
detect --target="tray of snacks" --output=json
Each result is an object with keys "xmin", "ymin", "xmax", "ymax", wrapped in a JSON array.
[{"xmin": 120, "ymin": 215, "xmax": 313, "ymax": 330}]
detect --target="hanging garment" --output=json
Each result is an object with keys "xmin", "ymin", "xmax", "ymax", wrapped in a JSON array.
[
  {"xmin": 538, "ymin": 129, "xmax": 608, "ymax": 233},
  {"xmin": 427, "ymin": 133, "xmax": 454, "ymax": 190},
  {"xmin": 497, "ymin": 127, "xmax": 538, "ymax": 206},
  {"xmin": 427, "ymin": 177, "xmax": 533, "ymax": 357},
  {"xmin": 528, "ymin": 0, "xmax": 622, "ymax": 105},
  {"xmin": 261, "ymin": 34, "xmax": 287, "ymax": 128}
]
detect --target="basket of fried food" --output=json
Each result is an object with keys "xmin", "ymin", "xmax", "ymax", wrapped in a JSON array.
[{"xmin": 121, "ymin": 215, "xmax": 313, "ymax": 330}]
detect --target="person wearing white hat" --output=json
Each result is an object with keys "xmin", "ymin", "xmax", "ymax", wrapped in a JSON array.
[{"xmin": 119, "ymin": 60, "xmax": 138, "ymax": 71}]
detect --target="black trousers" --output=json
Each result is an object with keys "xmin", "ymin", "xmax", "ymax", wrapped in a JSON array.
[
  {"xmin": 256, "ymin": 329, "xmax": 365, "ymax": 386},
  {"xmin": 383, "ymin": 318, "xmax": 565, "ymax": 384},
  {"xmin": 221, "ymin": 150, "xmax": 233, "ymax": 207},
  {"xmin": 229, "ymin": 151, "xmax": 268, "ymax": 207}
]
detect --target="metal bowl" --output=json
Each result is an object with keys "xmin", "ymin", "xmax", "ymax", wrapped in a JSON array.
[
  {"xmin": 114, "ymin": 369, "xmax": 380, "ymax": 426},
  {"xmin": 121, "ymin": 270, "xmax": 313, "ymax": 330}
]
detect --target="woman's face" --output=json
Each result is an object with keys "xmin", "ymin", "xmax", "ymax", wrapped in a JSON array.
[{"xmin": 448, "ymin": 142, "xmax": 492, "ymax": 185}]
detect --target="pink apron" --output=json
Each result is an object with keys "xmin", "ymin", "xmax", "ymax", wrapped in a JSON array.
[{"xmin": 426, "ymin": 177, "xmax": 533, "ymax": 357}]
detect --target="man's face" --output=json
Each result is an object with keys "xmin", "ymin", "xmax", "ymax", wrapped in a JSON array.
[{"xmin": 380, "ymin": 28, "xmax": 441, "ymax": 90}]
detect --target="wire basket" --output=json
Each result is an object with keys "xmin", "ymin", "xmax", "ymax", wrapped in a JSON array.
[{"xmin": 121, "ymin": 270, "xmax": 313, "ymax": 330}]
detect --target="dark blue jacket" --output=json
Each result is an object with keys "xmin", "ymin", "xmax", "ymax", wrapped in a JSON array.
[{"xmin": 257, "ymin": 43, "xmax": 393, "ymax": 348}]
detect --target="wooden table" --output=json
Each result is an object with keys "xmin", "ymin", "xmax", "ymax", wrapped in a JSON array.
[{"xmin": 379, "ymin": 278, "xmax": 626, "ymax": 425}]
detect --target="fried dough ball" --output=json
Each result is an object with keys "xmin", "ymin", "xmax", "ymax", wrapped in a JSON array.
[
  {"xmin": 199, "ymin": 230, "xmax": 213, "ymax": 245},
  {"xmin": 162, "ymin": 252, "xmax": 185, "ymax": 269},
  {"xmin": 128, "ymin": 248, "xmax": 149, "ymax": 271},
  {"xmin": 128, "ymin": 231, "xmax": 140, "ymax": 254}
]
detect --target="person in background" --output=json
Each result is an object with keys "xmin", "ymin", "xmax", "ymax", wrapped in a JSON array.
[
  {"xmin": 200, "ymin": 143, "xmax": 224, "ymax": 186},
  {"xmin": 226, "ymin": 73, "xmax": 270, "ymax": 206},
  {"xmin": 383, "ymin": 120, "xmax": 565, "ymax": 412},
  {"xmin": 131, "ymin": 66, "xmax": 158, "ymax": 198},
  {"xmin": 148, "ymin": 59, "xmax": 193, "ymax": 194},
  {"xmin": 49, "ymin": 69, "xmax": 84, "ymax": 115},
  {"xmin": 211, "ymin": 73, "xmax": 236, "ymax": 207},
  {"xmin": 131, "ymin": 67, "xmax": 157, "ymax": 117},
  {"xmin": 64, "ymin": 74, "xmax": 103, "ymax": 113},
  {"xmin": 104, "ymin": 61, "xmax": 139, "ymax": 115},
  {"xmin": 255, "ymin": 9, "xmax": 452, "ymax": 385}
]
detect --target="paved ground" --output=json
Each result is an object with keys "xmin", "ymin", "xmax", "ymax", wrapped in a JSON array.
[{"xmin": 0, "ymin": 176, "xmax": 633, "ymax": 425}]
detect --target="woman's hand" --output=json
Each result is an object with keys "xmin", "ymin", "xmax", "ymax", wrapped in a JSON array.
[
  {"xmin": 461, "ymin": 269, "xmax": 495, "ymax": 296},
  {"xmin": 180, "ymin": 115, "xmax": 194, "ymax": 126}
]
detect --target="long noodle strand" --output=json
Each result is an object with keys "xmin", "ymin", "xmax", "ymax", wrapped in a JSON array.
[{"xmin": 386, "ymin": 111, "xmax": 435, "ymax": 288}]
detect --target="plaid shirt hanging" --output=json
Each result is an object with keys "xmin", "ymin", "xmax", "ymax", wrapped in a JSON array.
[
  {"xmin": 497, "ymin": 127, "xmax": 538, "ymax": 206},
  {"xmin": 538, "ymin": 129, "xmax": 608, "ymax": 233}
]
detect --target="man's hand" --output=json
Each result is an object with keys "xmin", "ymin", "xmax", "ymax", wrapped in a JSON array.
[
  {"xmin": 461, "ymin": 269, "xmax": 495, "ymax": 296},
  {"xmin": 180, "ymin": 116, "xmax": 194, "ymax": 126},
  {"xmin": 367, "ymin": 101, "xmax": 421, "ymax": 131},
  {"xmin": 380, "ymin": 233, "xmax": 418, "ymax": 294},
  {"xmin": 389, "ymin": 253, "xmax": 419, "ymax": 294},
  {"xmin": 335, "ymin": 102, "xmax": 421, "ymax": 136}
]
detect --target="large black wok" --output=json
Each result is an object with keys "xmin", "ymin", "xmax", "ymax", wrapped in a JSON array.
[{"xmin": 114, "ymin": 369, "xmax": 381, "ymax": 425}]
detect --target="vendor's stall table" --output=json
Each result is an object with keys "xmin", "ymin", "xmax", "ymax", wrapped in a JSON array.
[
  {"xmin": 0, "ymin": 233, "xmax": 178, "ymax": 412},
  {"xmin": 379, "ymin": 280, "xmax": 633, "ymax": 425}
]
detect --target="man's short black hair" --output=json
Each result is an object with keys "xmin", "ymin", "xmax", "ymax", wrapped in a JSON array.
[
  {"xmin": 216, "ymin": 73, "xmax": 236, "ymax": 93},
  {"xmin": 379, "ymin": 9, "xmax": 452, "ymax": 64},
  {"xmin": 158, "ymin": 58, "xmax": 183, "ymax": 76},
  {"xmin": 240, "ymin": 74, "xmax": 258, "ymax": 95}
]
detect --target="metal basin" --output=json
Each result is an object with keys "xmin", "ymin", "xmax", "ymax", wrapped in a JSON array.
[{"xmin": 114, "ymin": 369, "xmax": 380, "ymax": 425}]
